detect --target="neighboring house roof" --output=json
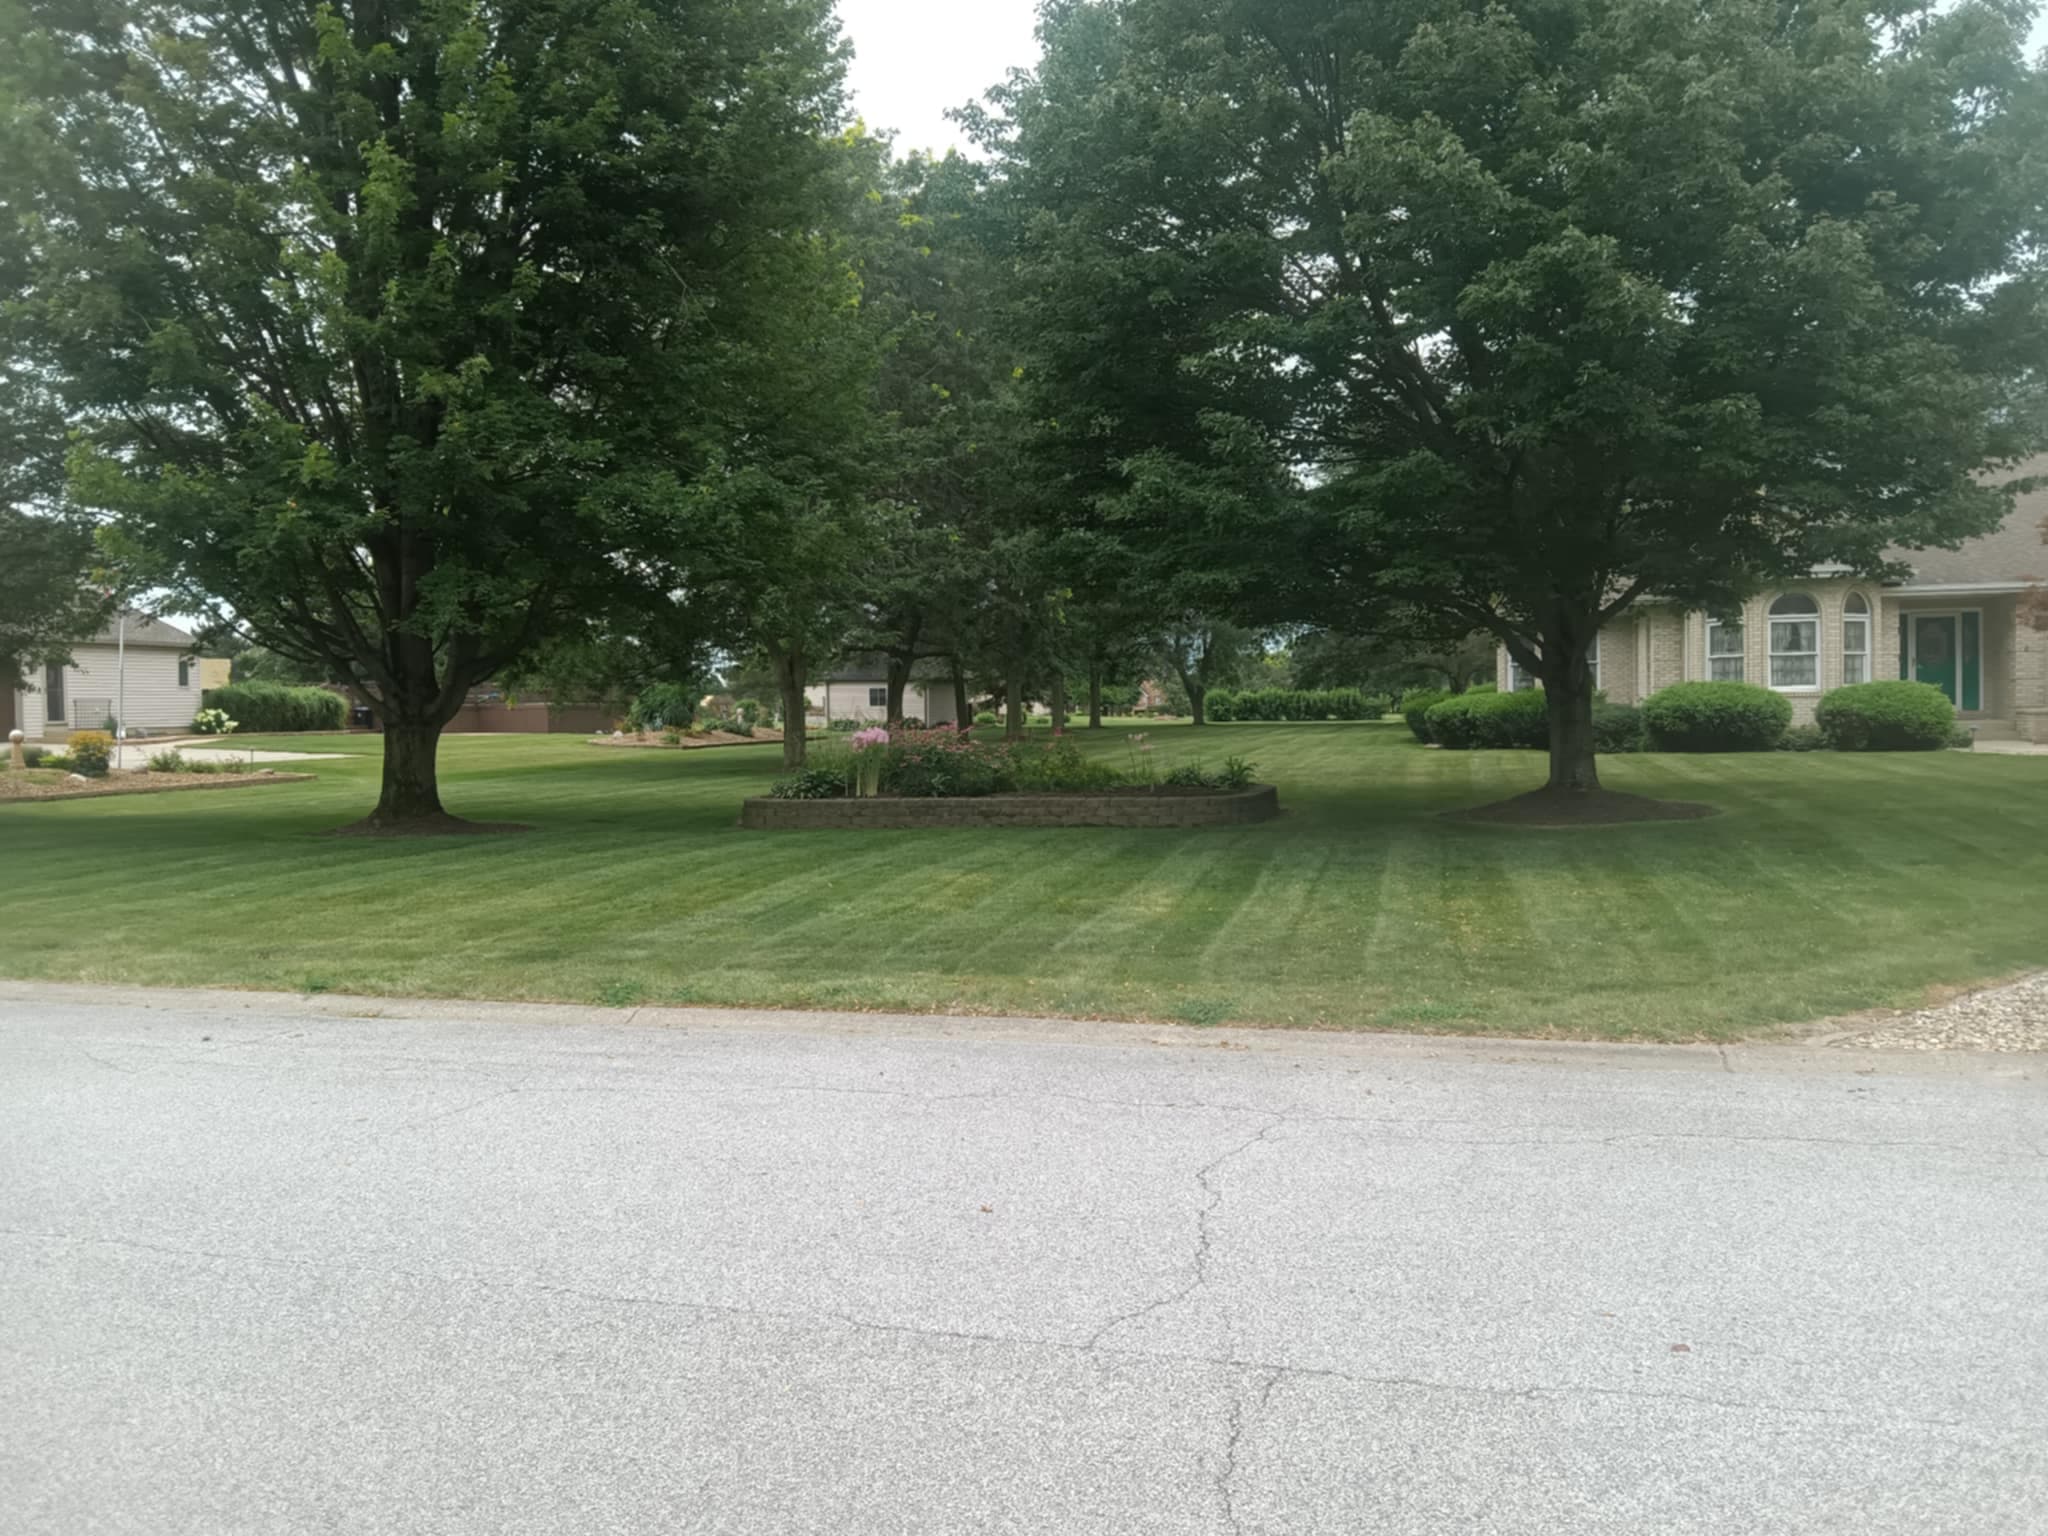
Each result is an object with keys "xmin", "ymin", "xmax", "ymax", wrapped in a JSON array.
[
  {"xmin": 820, "ymin": 654, "xmax": 952, "ymax": 684},
  {"xmin": 1885, "ymin": 455, "xmax": 2048, "ymax": 589},
  {"xmin": 82, "ymin": 612, "xmax": 198, "ymax": 650}
]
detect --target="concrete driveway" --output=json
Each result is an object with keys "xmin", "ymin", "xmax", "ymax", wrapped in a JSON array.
[{"xmin": 1, "ymin": 984, "xmax": 2042, "ymax": 1535}]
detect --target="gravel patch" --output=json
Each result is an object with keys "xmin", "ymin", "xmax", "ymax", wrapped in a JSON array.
[{"xmin": 1826, "ymin": 972, "xmax": 2048, "ymax": 1052}]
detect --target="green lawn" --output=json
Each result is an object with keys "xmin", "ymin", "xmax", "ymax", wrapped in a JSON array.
[{"xmin": 1, "ymin": 722, "xmax": 2042, "ymax": 1040}]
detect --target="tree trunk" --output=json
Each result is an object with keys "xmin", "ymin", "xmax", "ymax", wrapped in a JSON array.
[
  {"xmin": 1087, "ymin": 661, "xmax": 1103, "ymax": 729},
  {"xmin": 1005, "ymin": 659, "xmax": 1027, "ymax": 741},
  {"xmin": 948, "ymin": 655, "xmax": 968, "ymax": 728},
  {"xmin": 1049, "ymin": 672, "xmax": 1067, "ymax": 728},
  {"xmin": 772, "ymin": 647, "xmax": 807, "ymax": 769},
  {"xmin": 1544, "ymin": 673, "xmax": 1600, "ymax": 793},
  {"xmin": 885, "ymin": 652, "xmax": 911, "ymax": 724},
  {"xmin": 369, "ymin": 716, "xmax": 446, "ymax": 824},
  {"xmin": 1188, "ymin": 684, "xmax": 1206, "ymax": 727}
]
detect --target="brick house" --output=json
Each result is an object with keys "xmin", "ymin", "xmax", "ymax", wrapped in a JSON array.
[{"xmin": 1496, "ymin": 457, "xmax": 2048, "ymax": 743}]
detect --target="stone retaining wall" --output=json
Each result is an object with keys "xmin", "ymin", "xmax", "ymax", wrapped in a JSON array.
[{"xmin": 741, "ymin": 784, "xmax": 1279, "ymax": 830}]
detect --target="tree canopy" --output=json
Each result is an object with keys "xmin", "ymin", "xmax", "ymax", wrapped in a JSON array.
[
  {"xmin": 3, "ymin": 0, "xmax": 851, "ymax": 824},
  {"xmin": 983, "ymin": 0, "xmax": 2048, "ymax": 790}
]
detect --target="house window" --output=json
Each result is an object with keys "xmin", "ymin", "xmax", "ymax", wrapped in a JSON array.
[
  {"xmin": 44, "ymin": 662, "xmax": 66, "ymax": 721},
  {"xmin": 1706, "ymin": 615, "xmax": 1744, "ymax": 681},
  {"xmin": 1768, "ymin": 594, "xmax": 1820, "ymax": 689},
  {"xmin": 1508, "ymin": 655, "xmax": 1532, "ymax": 692},
  {"xmin": 178, "ymin": 659, "xmax": 191, "ymax": 688},
  {"xmin": 1584, "ymin": 635, "xmax": 1601, "ymax": 690},
  {"xmin": 867, "ymin": 687, "xmax": 887, "ymax": 708},
  {"xmin": 1842, "ymin": 594, "xmax": 1871, "ymax": 684}
]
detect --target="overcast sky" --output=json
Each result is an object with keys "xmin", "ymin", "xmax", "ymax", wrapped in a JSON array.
[
  {"xmin": 837, "ymin": 0, "xmax": 2048, "ymax": 157},
  {"xmin": 837, "ymin": 0, "xmax": 1041, "ymax": 156}
]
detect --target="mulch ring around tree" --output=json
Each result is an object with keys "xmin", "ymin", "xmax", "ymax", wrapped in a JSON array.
[
  {"xmin": 1446, "ymin": 788, "xmax": 1720, "ymax": 828},
  {"xmin": 0, "ymin": 769, "xmax": 317, "ymax": 803},
  {"xmin": 327, "ymin": 812, "xmax": 532, "ymax": 838}
]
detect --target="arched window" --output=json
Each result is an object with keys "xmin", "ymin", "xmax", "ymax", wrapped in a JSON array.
[
  {"xmin": 1842, "ymin": 593, "xmax": 1871, "ymax": 684},
  {"xmin": 1768, "ymin": 594, "xmax": 1820, "ymax": 689},
  {"xmin": 1706, "ymin": 613, "xmax": 1744, "ymax": 681}
]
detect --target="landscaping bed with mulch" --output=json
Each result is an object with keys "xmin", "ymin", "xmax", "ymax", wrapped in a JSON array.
[
  {"xmin": 743, "ymin": 783, "xmax": 1280, "ymax": 829},
  {"xmin": 588, "ymin": 729, "xmax": 774, "ymax": 750},
  {"xmin": 0, "ymin": 768, "xmax": 317, "ymax": 802}
]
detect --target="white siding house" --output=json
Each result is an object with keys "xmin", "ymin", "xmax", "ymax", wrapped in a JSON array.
[
  {"xmin": 802, "ymin": 657, "xmax": 964, "ymax": 726},
  {"xmin": 7, "ymin": 614, "xmax": 204, "ymax": 742}
]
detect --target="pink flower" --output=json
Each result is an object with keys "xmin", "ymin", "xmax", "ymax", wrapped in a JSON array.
[{"xmin": 850, "ymin": 727, "xmax": 890, "ymax": 751}]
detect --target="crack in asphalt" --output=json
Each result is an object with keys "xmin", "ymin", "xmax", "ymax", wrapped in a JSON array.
[
  {"xmin": 1083, "ymin": 1115, "xmax": 1287, "ymax": 1351},
  {"xmin": 1217, "ymin": 1367, "xmax": 1284, "ymax": 1535},
  {"xmin": 2, "ymin": 1224, "xmax": 2032, "ymax": 1436}
]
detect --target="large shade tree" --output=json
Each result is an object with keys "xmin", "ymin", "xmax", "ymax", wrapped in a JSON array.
[
  {"xmin": 989, "ymin": 0, "xmax": 2048, "ymax": 797},
  {"xmin": 3, "ymin": 0, "xmax": 850, "ymax": 826}
]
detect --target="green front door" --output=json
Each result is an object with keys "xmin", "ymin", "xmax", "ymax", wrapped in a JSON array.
[{"xmin": 1913, "ymin": 615, "xmax": 1959, "ymax": 705}]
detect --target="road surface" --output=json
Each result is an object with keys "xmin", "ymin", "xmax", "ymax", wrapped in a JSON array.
[{"xmin": 2, "ymin": 983, "xmax": 2043, "ymax": 1534}]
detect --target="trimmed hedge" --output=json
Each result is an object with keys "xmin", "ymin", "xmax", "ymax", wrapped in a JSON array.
[
  {"xmin": 1399, "ymin": 687, "xmax": 1453, "ymax": 742},
  {"xmin": 1591, "ymin": 703, "xmax": 1644, "ymax": 753},
  {"xmin": 1424, "ymin": 688, "xmax": 1549, "ymax": 749},
  {"xmin": 1641, "ymin": 681, "xmax": 1791, "ymax": 752},
  {"xmin": 1208, "ymin": 687, "xmax": 1389, "ymax": 722},
  {"xmin": 200, "ymin": 682, "xmax": 347, "ymax": 733},
  {"xmin": 1815, "ymin": 680, "xmax": 1956, "ymax": 751}
]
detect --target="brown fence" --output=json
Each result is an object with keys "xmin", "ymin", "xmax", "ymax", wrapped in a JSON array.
[{"xmin": 445, "ymin": 702, "xmax": 615, "ymax": 735}]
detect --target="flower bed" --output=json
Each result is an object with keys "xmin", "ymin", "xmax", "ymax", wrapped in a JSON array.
[
  {"xmin": 743, "ymin": 783, "xmax": 1279, "ymax": 829},
  {"xmin": 766, "ymin": 725, "xmax": 1255, "ymax": 800},
  {"xmin": 751, "ymin": 726, "xmax": 1274, "ymax": 827}
]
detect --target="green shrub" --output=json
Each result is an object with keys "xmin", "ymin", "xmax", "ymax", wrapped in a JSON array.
[
  {"xmin": 1949, "ymin": 724, "xmax": 1976, "ymax": 749},
  {"xmin": 1162, "ymin": 762, "xmax": 1210, "ymax": 787},
  {"xmin": 1216, "ymin": 755, "xmax": 1256, "ymax": 790},
  {"xmin": 147, "ymin": 748, "xmax": 186, "ymax": 772},
  {"xmin": 201, "ymin": 682, "xmax": 346, "ymax": 733},
  {"xmin": 625, "ymin": 682, "xmax": 695, "ymax": 733},
  {"xmin": 1400, "ymin": 687, "xmax": 1453, "ymax": 742},
  {"xmin": 1425, "ymin": 689, "xmax": 1549, "ymax": 750},
  {"xmin": 768, "ymin": 762, "xmax": 850, "ymax": 799},
  {"xmin": 734, "ymin": 697, "xmax": 765, "ymax": 727},
  {"xmin": 1814, "ymin": 680, "xmax": 1956, "ymax": 752},
  {"xmin": 190, "ymin": 706, "xmax": 237, "ymax": 735},
  {"xmin": 1778, "ymin": 723, "xmax": 1826, "ymax": 752},
  {"xmin": 1591, "ymin": 703, "xmax": 1644, "ymax": 754},
  {"xmin": 973, "ymin": 711, "xmax": 998, "ymax": 727},
  {"xmin": 1218, "ymin": 686, "xmax": 1384, "ymax": 722},
  {"xmin": 1466, "ymin": 681, "xmax": 1498, "ymax": 695},
  {"xmin": 67, "ymin": 729, "xmax": 114, "ymax": 776},
  {"xmin": 1641, "ymin": 681, "xmax": 1792, "ymax": 752}
]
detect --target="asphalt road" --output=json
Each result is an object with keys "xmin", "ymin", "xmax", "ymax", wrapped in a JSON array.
[{"xmin": 2, "ymin": 983, "xmax": 2043, "ymax": 1535}]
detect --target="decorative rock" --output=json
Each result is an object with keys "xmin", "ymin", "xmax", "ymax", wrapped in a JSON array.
[
  {"xmin": 1830, "ymin": 971, "xmax": 2048, "ymax": 1053},
  {"xmin": 67, "ymin": 772, "xmax": 89, "ymax": 783},
  {"xmin": 7, "ymin": 727, "xmax": 21, "ymax": 770}
]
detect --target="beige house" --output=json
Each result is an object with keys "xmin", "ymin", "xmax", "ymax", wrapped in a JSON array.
[
  {"xmin": 6, "ymin": 613, "xmax": 206, "ymax": 743},
  {"xmin": 804, "ymin": 657, "xmax": 964, "ymax": 727},
  {"xmin": 1498, "ymin": 462, "xmax": 2048, "ymax": 742}
]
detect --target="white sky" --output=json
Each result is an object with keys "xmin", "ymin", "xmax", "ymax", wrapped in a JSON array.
[{"xmin": 837, "ymin": 0, "xmax": 1042, "ymax": 156}]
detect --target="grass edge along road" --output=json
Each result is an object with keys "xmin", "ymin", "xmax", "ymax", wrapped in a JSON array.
[{"xmin": 1, "ymin": 722, "xmax": 2043, "ymax": 1042}]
